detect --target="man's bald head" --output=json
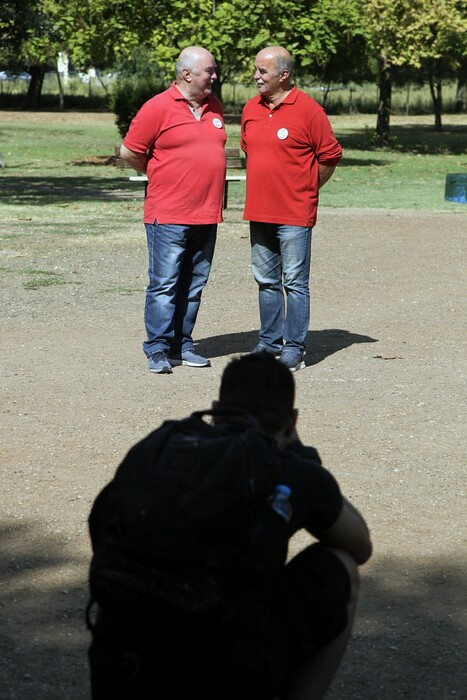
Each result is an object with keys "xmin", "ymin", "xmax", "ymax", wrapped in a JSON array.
[{"xmin": 256, "ymin": 46, "xmax": 294, "ymax": 78}]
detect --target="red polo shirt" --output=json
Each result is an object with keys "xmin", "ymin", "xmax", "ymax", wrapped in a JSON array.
[
  {"xmin": 123, "ymin": 83, "xmax": 227, "ymax": 224},
  {"xmin": 241, "ymin": 87, "xmax": 342, "ymax": 227}
]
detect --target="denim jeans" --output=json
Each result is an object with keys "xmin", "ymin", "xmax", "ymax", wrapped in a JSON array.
[
  {"xmin": 143, "ymin": 221, "xmax": 217, "ymax": 357},
  {"xmin": 250, "ymin": 222, "xmax": 312, "ymax": 353}
]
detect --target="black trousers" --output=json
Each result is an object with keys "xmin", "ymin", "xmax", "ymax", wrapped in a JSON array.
[{"xmin": 88, "ymin": 544, "xmax": 350, "ymax": 700}]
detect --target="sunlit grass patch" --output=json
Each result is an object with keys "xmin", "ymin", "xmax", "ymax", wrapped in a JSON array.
[{"xmin": 22, "ymin": 268, "xmax": 69, "ymax": 290}]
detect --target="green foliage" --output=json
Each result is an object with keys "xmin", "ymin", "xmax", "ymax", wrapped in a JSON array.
[
  {"xmin": 365, "ymin": 0, "xmax": 467, "ymax": 69},
  {"xmin": 109, "ymin": 48, "xmax": 167, "ymax": 138},
  {"xmin": 1, "ymin": 0, "xmax": 465, "ymax": 120},
  {"xmin": 54, "ymin": 0, "xmax": 163, "ymax": 71},
  {"xmin": 148, "ymin": 0, "xmax": 289, "ymax": 84},
  {"xmin": 0, "ymin": 0, "xmax": 58, "ymax": 68},
  {"xmin": 363, "ymin": 0, "xmax": 467, "ymax": 137},
  {"xmin": 110, "ymin": 76, "xmax": 163, "ymax": 138},
  {"xmin": 281, "ymin": 0, "xmax": 372, "ymax": 81},
  {"xmin": 1, "ymin": 112, "xmax": 466, "ymax": 215}
]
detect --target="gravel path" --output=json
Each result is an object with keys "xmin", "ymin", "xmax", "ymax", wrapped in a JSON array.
[{"xmin": 1, "ymin": 206, "xmax": 466, "ymax": 699}]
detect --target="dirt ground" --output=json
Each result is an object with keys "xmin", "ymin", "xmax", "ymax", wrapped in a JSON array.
[{"xmin": 1, "ymin": 197, "xmax": 466, "ymax": 699}]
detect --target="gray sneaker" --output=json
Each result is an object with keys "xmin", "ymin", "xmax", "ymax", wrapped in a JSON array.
[
  {"xmin": 250, "ymin": 344, "xmax": 281, "ymax": 358},
  {"xmin": 279, "ymin": 348, "xmax": 306, "ymax": 372},
  {"xmin": 148, "ymin": 351, "xmax": 172, "ymax": 374},
  {"xmin": 168, "ymin": 349, "xmax": 211, "ymax": 367}
]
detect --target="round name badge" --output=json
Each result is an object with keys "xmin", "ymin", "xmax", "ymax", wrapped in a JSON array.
[
  {"xmin": 277, "ymin": 128, "xmax": 288, "ymax": 140},
  {"xmin": 213, "ymin": 118, "xmax": 223, "ymax": 129}
]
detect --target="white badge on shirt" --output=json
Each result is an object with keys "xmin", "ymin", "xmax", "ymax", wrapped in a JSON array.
[
  {"xmin": 277, "ymin": 128, "xmax": 288, "ymax": 140},
  {"xmin": 213, "ymin": 118, "xmax": 223, "ymax": 129}
]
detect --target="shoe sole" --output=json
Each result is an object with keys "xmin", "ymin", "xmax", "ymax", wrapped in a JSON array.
[
  {"xmin": 168, "ymin": 358, "xmax": 211, "ymax": 368},
  {"xmin": 149, "ymin": 366, "xmax": 172, "ymax": 374},
  {"xmin": 181, "ymin": 359, "xmax": 211, "ymax": 367},
  {"xmin": 289, "ymin": 360, "xmax": 306, "ymax": 372}
]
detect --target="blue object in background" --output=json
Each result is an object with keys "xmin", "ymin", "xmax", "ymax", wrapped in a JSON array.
[{"xmin": 445, "ymin": 174, "xmax": 467, "ymax": 203}]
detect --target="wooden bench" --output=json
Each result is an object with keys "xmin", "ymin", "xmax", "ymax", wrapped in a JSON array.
[
  {"xmin": 223, "ymin": 174, "xmax": 246, "ymax": 209},
  {"xmin": 128, "ymin": 173, "xmax": 246, "ymax": 209},
  {"xmin": 116, "ymin": 146, "xmax": 244, "ymax": 169},
  {"xmin": 225, "ymin": 146, "xmax": 243, "ymax": 169},
  {"xmin": 224, "ymin": 148, "xmax": 246, "ymax": 209},
  {"xmin": 120, "ymin": 145, "xmax": 245, "ymax": 207}
]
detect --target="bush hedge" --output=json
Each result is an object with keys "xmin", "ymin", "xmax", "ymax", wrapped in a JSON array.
[{"xmin": 110, "ymin": 74, "xmax": 167, "ymax": 138}]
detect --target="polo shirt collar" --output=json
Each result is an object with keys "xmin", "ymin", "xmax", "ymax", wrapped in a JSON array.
[
  {"xmin": 258, "ymin": 85, "xmax": 298, "ymax": 108},
  {"xmin": 170, "ymin": 82, "xmax": 212, "ymax": 108},
  {"xmin": 170, "ymin": 82, "xmax": 189, "ymax": 102}
]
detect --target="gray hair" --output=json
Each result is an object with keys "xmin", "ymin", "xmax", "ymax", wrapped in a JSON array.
[
  {"xmin": 175, "ymin": 47, "xmax": 209, "ymax": 77},
  {"xmin": 275, "ymin": 53, "xmax": 294, "ymax": 77},
  {"xmin": 176, "ymin": 53, "xmax": 197, "ymax": 77}
]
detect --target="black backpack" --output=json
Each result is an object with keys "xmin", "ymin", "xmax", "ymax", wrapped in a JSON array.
[{"xmin": 87, "ymin": 409, "xmax": 290, "ymax": 621}]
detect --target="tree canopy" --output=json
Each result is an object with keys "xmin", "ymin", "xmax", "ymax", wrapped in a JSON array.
[
  {"xmin": 365, "ymin": 0, "xmax": 466, "ymax": 140},
  {"xmin": 2, "ymin": 0, "xmax": 465, "ymax": 138}
]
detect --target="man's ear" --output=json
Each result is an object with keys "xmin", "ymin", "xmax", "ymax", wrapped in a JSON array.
[
  {"xmin": 283, "ymin": 408, "xmax": 298, "ymax": 438},
  {"xmin": 274, "ymin": 408, "xmax": 298, "ymax": 449},
  {"xmin": 211, "ymin": 399, "xmax": 221, "ymax": 424}
]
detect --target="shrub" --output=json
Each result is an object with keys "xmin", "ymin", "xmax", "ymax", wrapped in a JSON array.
[
  {"xmin": 110, "ymin": 74, "xmax": 167, "ymax": 138},
  {"xmin": 109, "ymin": 48, "xmax": 168, "ymax": 138}
]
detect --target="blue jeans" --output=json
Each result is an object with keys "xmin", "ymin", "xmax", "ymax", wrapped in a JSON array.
[
  {"xmin": 143, "ymin": 222, "xmax": 217, "ymax": 357},
  {"xmin": 250, "ymin": 222, "xmax": 312, "ymax": 353}
]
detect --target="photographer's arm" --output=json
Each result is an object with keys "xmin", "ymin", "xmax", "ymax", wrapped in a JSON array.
[
  {"xmin": 286, "ymin": 429, "xmax": 372, "ymax": 565},
  {"xmin": 317, "ymin": 496, "xmax": 372, "ymax": 565}
]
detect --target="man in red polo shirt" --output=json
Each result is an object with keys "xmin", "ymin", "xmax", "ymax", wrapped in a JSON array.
[
  {"xmin": 121, "ymin": 46, "xmax": 226, "ymax": 374},
  {"xmin": 241, "ymin": 46, "xmax": 342, "ymax": 372}
]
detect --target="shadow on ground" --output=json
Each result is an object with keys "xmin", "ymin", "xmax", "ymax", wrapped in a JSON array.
[
  {"xmin": 0, "ymin": 175, "xmax": 140, "ymax": 204},
  {"xmin": 1, "ymin": 521, "xmax": 465, "ymax": 699},
  {"xmin": 196, "ymin": 328, "xmax": 378, "ymax": 363},
  {"xmin": 338, "ymin": 123, "xmax": 467, "ymax": 155}
]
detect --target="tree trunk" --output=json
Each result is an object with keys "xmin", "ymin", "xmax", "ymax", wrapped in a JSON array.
[
  {"xmin": 428, "ymin": 73, "xmax": 443, "ymax": 131},
  {"xmin": 212, "ymin": 67, "xmax": 222, "ymax": 101},
  {"xmin": 376, "ymin": 54, "xmax": 391, "ymax": 147},
  {"xmin": 56, "ymin": 68, "xmax": 65, "ymax": 110},
  {"xmin": 454, "ymin": 57, "xmax": 467, "ymax": 113},
  {"xmin": 455, "ymin": 78, "xmax": 466, "ymax": 113},
  {"xmin": 24, "ymin": 64, "xmax": 47, "ymax": 109}
]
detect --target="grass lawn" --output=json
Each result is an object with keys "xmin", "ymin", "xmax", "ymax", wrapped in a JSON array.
[
  {"xmin": 0, "ymin": 111, "xmax": 466, "ymax": 227},
  {"xmin": 321, "ymin": 113, "xmax": 467, "ymax": 211},
  {"xmin": 228, "ymin": 113, "xmax": 467, "ymax": 212}
]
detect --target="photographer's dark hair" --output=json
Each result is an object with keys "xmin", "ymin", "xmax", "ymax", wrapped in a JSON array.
[{"xmin": 218, "ymin": 352, "xmax": 295, "ymax": 434}]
